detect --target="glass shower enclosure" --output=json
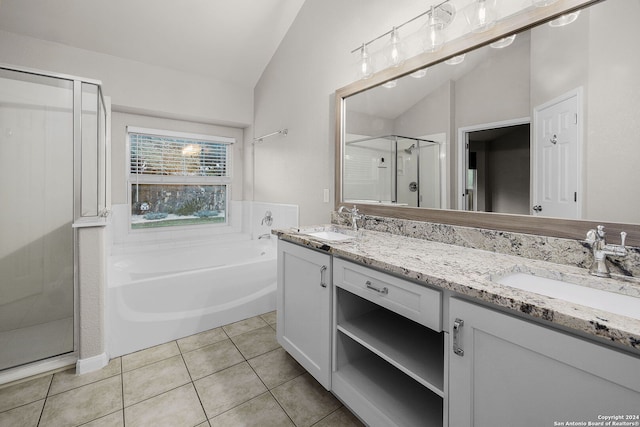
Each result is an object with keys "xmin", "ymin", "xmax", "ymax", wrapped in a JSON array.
[
  {"xmin": 0, "ymin": 65, "xmax": 107, "ymax": 376},
  {"xmin": 343, "ymin": 135, "xmax": 442, "ymax": 208}
]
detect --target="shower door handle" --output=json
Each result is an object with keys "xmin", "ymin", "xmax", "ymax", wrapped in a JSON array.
[{"xmin": 319, "ymin": 265, "xmax": 328, "ymax": 288}]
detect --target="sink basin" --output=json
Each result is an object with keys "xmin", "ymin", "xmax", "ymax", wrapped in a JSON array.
[
  {"xmin": 296, "ymin": 226, "xmax": 355, "ymax": 242},
  {"xmin": 495, "ymin": 272, "xmax": 640, "ymax": 320},
  {"xmin": 307, "ymin": 230, "xmax": 354, "ymax": 241}
]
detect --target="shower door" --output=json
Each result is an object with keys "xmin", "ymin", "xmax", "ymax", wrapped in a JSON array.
[{"xmin": 0, "ymin": 69, "xmax": 75, "ymax": 371}]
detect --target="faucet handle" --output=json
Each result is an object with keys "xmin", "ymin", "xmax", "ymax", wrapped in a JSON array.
[
  {"xmin": 620, "ymin": 231, "xmax": 627, "ymax": 247},
  {"xmin": 586, "ymin": 229, "xmax": 597, "ymax": 244}
]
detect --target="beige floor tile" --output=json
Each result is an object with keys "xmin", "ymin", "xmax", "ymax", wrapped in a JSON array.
[
  {"xmin": 121, "ymin": 341, "xmax": 180, "ymax": 372},
  {"xmin": 39, "ymin": 375, "xmax": 122, "ymax": 427},
  {"xmin": 124, "ymin": 383, "xmax": 206, "ymax": 427},
  {"xmin": 272, "ymin": 374, "xmax": 341, "ymax": 427},
  {"xmin": 312, "ymin": 407, "xmax": 365, "ymax": 427},
  {"xmin": 177, "ymin": 327, "xmax": 228, "ymax": 353},
  {"xmin": 182, "ymin": 339, "xmax": 244, "ymax": 380},
  {"xmin": 0, "ymin": 375, "xmax": 51, "ymax": 412},
  {"xmin": 248, "ymin": 348, "xmax": 305, "ymax": 389},
  {"xmin": 195, "ymin": 422, "xmax": 211, "ymax": 427},
  {"xmin": 194, "ymin": 362, "xmax": 267, "ymax": 419},
  {"xmin": 122, "ymin": 355, "xmax": 191, "ymax": 407},
  {"xmin": 230, "ymin": 325, "xmax": 279, "ymax": 359},
  {"xmin": 49, "ymin": 357, "xmax": 121, "ymax": 395},
  {"xmin": 0, "ymin": 399, "xmax": 44, "ymax": 427},
  {"xmin": 222, "ymin": 316, "xmax": 268, "ymax": 337},
  {"xmin": 260, "ymin": 311, "xmax": 277, "ymax": 325},
  {"xmin": 82, "ymin": 410, "xmax": 124, "ymax": 427},
  {"xmin": 209, "ymin": 392, "xmax": 294, "ymax": 427}
]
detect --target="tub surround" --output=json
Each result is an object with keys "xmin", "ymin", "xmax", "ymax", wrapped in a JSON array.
[{"xmin": 273, "ymin": 222, "xmax": 640, "ymax": 353}]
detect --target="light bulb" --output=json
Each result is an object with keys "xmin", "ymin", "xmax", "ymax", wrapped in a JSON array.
[
  {"xmin": 423, "ymin": 6, "xmax": 445, "ymax": 53},
  {"xmin": 464, "ymin": 0, "xmax": 497, "ymax": 33},
  {"xmin": 383, "ymin": 27, "xmax": 406, "ymax": 67},
  {"xmin": 358, "ymin": 43, "xmax": 373, "ymax": 79}
]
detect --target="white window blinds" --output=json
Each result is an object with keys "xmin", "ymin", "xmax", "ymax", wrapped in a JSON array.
[{"xmin": 129, "ymin": 131, "xmax": 231, "ymax": 178}]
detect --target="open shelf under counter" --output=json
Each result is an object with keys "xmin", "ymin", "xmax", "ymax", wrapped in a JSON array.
[
  {"xmin": 332, "ymin": 343, "xmax": 443, "ymax": 427},
  {"xmin": 337, "ymin": 307, "xmax": 444, "ymax": 396}
]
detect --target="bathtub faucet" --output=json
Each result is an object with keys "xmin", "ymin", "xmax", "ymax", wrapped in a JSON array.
[{"xmin": 258, "ymin": 233, "xmax": 272, "ymax": 240}]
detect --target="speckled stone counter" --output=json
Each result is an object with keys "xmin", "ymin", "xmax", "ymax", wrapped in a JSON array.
[{"xmin": 274, "ymin": 225, "xmax": 640, "ymax": 354}]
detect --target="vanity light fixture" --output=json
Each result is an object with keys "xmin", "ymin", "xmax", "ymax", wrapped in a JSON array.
[
  {"xmin": 358, "ymin": 43, "xmax": 374, "ymax": 79},
  {"xmin": 549, "ymin": 10, "xmax": 580, "ymax": 27},
  {"xmin": 383, "ymin": 27, "xmax": 407, "ymax": 67},
  {"xmin": 350, "ymin": 0, "xmax": 455, "ymax": 80},
  {"xmin": 445, "ymin": 54, "xmax": 466, "ymax": 65},
  {"xmin": 490, "ymin": 34, "xmax": 516, "ymax": 48},
  {"xmin": 464, "ymin": 0, "xmax": 497, "ymax": 33}
]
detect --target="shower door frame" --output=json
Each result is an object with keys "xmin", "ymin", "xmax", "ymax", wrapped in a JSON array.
[{"xmin": 0, "ymin": 63, "xmax": 105, "ymax": 384}]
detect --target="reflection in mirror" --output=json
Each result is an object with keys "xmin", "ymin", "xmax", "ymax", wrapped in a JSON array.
[
  {"xmin": 344, "ymin": 135, "xmax": 444, "ymax": 208},
  {"xmin": 341, "ymin": 0, "xmax": 640, "ymax": 225}
]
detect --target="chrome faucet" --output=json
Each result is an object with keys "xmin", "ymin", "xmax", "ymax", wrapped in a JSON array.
[
  {"xmin": 338, "ymin": 205, "xmax": 363, "ymax": 231},
  {"xmin": 585, "ymin": 225, "xmax": 627, "ymax": 278}
]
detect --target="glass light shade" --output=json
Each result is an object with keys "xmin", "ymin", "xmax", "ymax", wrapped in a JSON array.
[
  {"xmin": 358, "ymin": 43, "xmax": 374, "ymax": 79},
  {"xmin": 549, "ymin": 11, "xmax": 580, "ymax": 27},
  {"xmin": 382, "ymin": 80, "xmax": 397, "ymax": 89},
  {"xmin": 490, "ymin": 34, "xmax": 516, "ymax": 49},
  {"xmin": 423, "ymin": 7, "xmax": 445, "ymax": 53},
  {"xmin": 445, "ymin": 54, "xmax": 466, "ymax": 65},
  {"xmin": 464, "ymin": 0, "xmax": 497, "ymax": 33},
  {"xmin": 410, "ymin": 69, "xmax": 427, "ymax": 78},
  {"xmin": 383, "ymin": 27, "xmax": 407, "ymax": 67}
]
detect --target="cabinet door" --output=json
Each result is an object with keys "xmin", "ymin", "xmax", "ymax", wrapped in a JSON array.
[
  {"xmin": 449, "ymin": 298, "xmax": 640, "ymax": 427},
  {"xmin": 277, "ymin": 240, "xmax": 332, "ymax": 389}
]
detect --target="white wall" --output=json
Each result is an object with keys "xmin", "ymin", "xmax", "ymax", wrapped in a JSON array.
[{"xmin": 0, "ymin": 30, "xmax": 253, "ymax": 127}]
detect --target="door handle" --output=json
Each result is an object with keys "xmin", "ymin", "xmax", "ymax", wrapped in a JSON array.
[
  {"xmin": 453, "ymin": 318, "xmax": 464, "ymax": 357},
  {"xmin": 320, "ymin": 265, "xmax": 327, "ymax": 288},
  {"xmin": 532, "ymin": 205, "xmax": 543, "ymax": 213}
]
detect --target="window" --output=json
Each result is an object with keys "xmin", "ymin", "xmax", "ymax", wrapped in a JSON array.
[{"xmin": 128, "ymin": 127, "xmax": 234, "ymax": 229}]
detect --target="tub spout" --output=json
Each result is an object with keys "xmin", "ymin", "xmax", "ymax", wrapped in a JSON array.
[{"xmin": 258, "ymin": 233, "xmax": 272, "ymax": 240}]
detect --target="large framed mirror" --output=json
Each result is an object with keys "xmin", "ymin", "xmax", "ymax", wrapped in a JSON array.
[{"xmin": 335, "ymin": 0, "xmax": 640, "ymax": 246}]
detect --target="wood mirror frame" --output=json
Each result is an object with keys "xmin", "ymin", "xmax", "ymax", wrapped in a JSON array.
[{"xmin": 334, "ymin": 0, "xmax": 640, "ymax": 247}]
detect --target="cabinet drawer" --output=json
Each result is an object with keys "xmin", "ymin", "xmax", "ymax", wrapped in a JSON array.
[{"xmin": 333, "ymin": 258, "xmax": 442, "ymax": 331}]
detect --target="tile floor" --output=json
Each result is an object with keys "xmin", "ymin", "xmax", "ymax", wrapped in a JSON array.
[{"xmin": 0, "ymin": 312, "xmax": 364, "ymax": 427}]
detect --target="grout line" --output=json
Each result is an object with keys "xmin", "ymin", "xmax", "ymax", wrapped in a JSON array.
[{"xmin": 36, "ymin": 374, "xmax": 54, "ymax": 426}]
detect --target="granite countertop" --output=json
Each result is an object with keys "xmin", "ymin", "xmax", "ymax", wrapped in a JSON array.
[{"xmin": 273, "ymin": 225, "xmax": 640, "ymax": 353}]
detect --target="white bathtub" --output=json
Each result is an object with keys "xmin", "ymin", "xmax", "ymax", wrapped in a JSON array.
[{"xmin": 107, "ymin": 237, "xmax": 277, "ymax": 357}]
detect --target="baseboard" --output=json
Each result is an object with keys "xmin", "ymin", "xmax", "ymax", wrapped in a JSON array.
[{"xmin": 76, "ymin": 352, "xmax": 109, "ymax": 375}]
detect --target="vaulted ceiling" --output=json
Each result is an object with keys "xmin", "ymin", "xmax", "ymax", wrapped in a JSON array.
[{"xmin": 0, "ymin": 0, "xmax": 306, "ymax": 88}]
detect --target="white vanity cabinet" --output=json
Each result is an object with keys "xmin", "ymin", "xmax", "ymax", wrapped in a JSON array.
[
  {"xmin": 276, "ymin": 240, "xmax": 332, "ymax": 389},
  {"xmin": 332, "ymin": 258, "xmax": 448, "ymax": 427},
  {"xmin": 449, "ymin": 298, "xmax": 640, "ymax": 427}
]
